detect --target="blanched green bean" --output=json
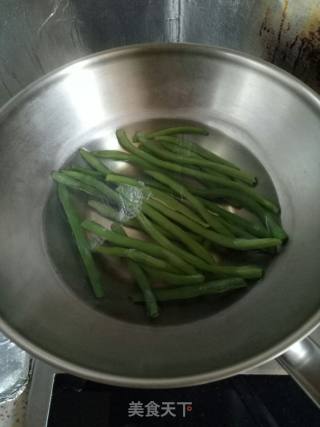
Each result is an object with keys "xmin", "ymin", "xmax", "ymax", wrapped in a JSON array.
[
  {"xmin": 147, "ymin": 198, "xmax": 281, "ymax": 251},
  {"xmin": 117, "ymin": 129, "xmax": 278, "ymax": 213},
  {"xmin": 197, "ymin": 189, "xmax": 287, "ymax": 242},
  {"xmin": 134, "ymin": 209, "xmax": 219, "ymax": 270},
  {"xmin": 95, "ymin": 246, "xmax": 176, "ymax": 271},
  {"xmin": 140, "ymin": 206, "xmax": 264, "ymax": 278},
  {"xmin": 58, "ymin": 184, "xmax": 104, "ymax": 298},
  {"xmin": 146, "ymin": 126, "xmax": 209, "ymax": 138},
  {"xmin": 82, "ymin": 220, "xmax": 192, "ymax": 274},
  {"xmin": 83, "ymin": 219, "xmax": 262, "ymax": 279},
  {"xmin": 203, "ymin": 200, "xmax": 268, "ymax": 238},
  {"xmin": 63, "ymin": 170, "xmax": 121, "ymax": 205},
  {"xmin": 106, "ymin": 173, "xmax": 209, "ymax": 227},
  {"xmin": 111, "ymin": 224, "xmax": 159, "ymax": 319},
  {"xmin": 160, "ymin": 141, "xmax": 234, "ymax": 180},
  {"xmin": 132, "ymin": 278, "xmax": 247, "ymax": 302},
  {"xmin": 52, "ymin": 172, "xmax": 103, "ymax": 199},
  {"xmin": 201, "ymin": 212, "xmax": 234, "ymax": 237},
  {"xmin": 136, "ymin": 212, "xmax": 197, "ymax": 273},
  {"xmin": 155, "ymin": 136, "xmax": 240, "ymax": 170},
  {"xmin": 68, "ymin": 167, "xmax": 103, "ymax": 178},
  {"xmin": 144, "ymin": 170, "xmax": 260, "ymax": 236},
  {"xmin": 93, "ymin": 150, "xmax": 161, "ymax": 171},
  {"xmin": 144, "ymin": 170, "xmax": 225, "ymax": 232},
  {"xmin": 216, "ymin": 216, "xmax": 255, "ymax": 239},
  {"xmin": 141, "ymin": 204, "xmax": 214, "ymax": 263},
  {"xmin": 128, "ymin": 261, "xmax": 159, "ymax": 318},
  {"xmin": 139, "ymin": 176, "xmax": 168, "ymax": 191},
  {"xmin": 88, "ymin": 200, "xmax": 124, "ymax": 222},
  {"xmin": 159, "ymin": 138, "xmax": 200, "ymax": 157},
  {"xmin": 140, "ymin": 139, "xmax": 256, "ymax": 186},
  {"xmin": 145, "ymin": 269, "xmax": 205, "ymax": 286},
  {"xmin": 80, "ymin": 148, "xmax": 111, "ymax": 175},
  {"xmin": 88, "ymin": 200, "xmax": 141, "ymax": 230},
  {"xmin": 150, "ymin": 188, "xmax": 209, "ymax": 227}
]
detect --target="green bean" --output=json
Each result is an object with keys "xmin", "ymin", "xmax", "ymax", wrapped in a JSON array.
[
  {"xmin": 63, "ymin": 170, "xmax": 121, "ymax": 205},
  {"xmin": 147, "ymin": 198, "xmax": 281, "ymax": 251},
  {"xmin": 93, "ymin": 150, "xmax": 161, "ymax": 171},
  {"xmin": 52, "ymin": 172, "xmax": 103, "ymax": 199},
  {"xmin": 133, "ymin": 131, "xmax": 146, "ymax": 143},
  {"xmin": 202, "ymin": 212, "xmax": 234, "ymax": 237},
  {"xmin": 146, "ymin": 126, "xmax": 209, "ymax": 138},
  {"xmin": 203, "ymin": 200, "xmax": 268, "ymax": 238},
  {"xmin": 144, "ymin": 170, "xmax": 253, "ymax": 235},
  {"xmin": 68, "ymin": 167, "xmax": 103, "ymax": 178},
  {"xmin": 160, "ymin": 142, "xmax": 233, "ymax": 180},
  {"xmin": 198, "ymin": 189, "xmax": 287, "ymax": 241},
  {"xmin": 217, "ymin": 216, "xmax": 255, "ymax": 239},
  {"xmin": 58, "ymin": 185, "xmax": 104, "ymax": 298},
  {"xmin": 110, "ymin": 223, "xmax": 127, "ymax": 234},
  {"xmin": 105, "ymin": 174, "xmax": 149, "ymax": 189},
  {"xmin": 142, "ymin": 170, "xmax": 215, "ymax": 226},
  {"xmin": 106, "ymin": 173, "xmax": 209, "ymax": 228},
  {"xmin": 79, "ymin": 148, "xmax": 111, "ymax": 174},
  {"xmin": 140, "ymin": 176, "xmax": 168, "ymax": 191},
  {"xmin": 95, "ymin": 246, "xmax": 176, "ymax": 271},
  {"xmin": 159, "ymin": 139, "xmax": 200, "ymax": 157},
  {"xmin": 140, "ymin": 139, "xmax": 256, "ymax": 186},
  {"xmin": 150, "ymin": 189, "xmax": 209, "ymax": 227},
  {"xmin": 93, "ymin": 150, "xmax": 140, "ymax": 163},
  {"xmin": 202, "ymin": 240, "xmax": 211, "ymax": 250},
  {"xmin": 82, "ymin": 220, "xmax": 192, "ymax": 274},
  {"xmin": 93, "ymin": 150, "xmax": 132, "ymax": 161},
  {"xmin": 128, "ymin": 262, "xmax": 159, "ymax": 318},
  {"xmin": 88, "ymin": 200, "xmax": 124, "ymax": 222},
  {"xmin": 145, "ymin": 269, "xmax": 205, "ymax": 286},
  {"xmin": 111, "ymin": 224, "xmax": 159, "ymax": 319},
  {"xmin": 112, "ymin": 220, "xmax": 177, "ymax": 241},
  {"xmin": 117, "ymin": 129, "xmax": 278, "ymax": 213},
  {"xmin": 112, "ymin": 218, "xmax": 263, "ymax": 280},
  {"xmin": 155, "ymin": 136, "xmax": 240, "ymax": 170},
  {"xmin": 95, "ymin": 146, "xmax": 202, "ymax": 192},
  {"xmin": 88, "ymin": 199, "xmax": 141, "ymax": 230},
  {"xmin": 109, "ymin": 181, "xmax": 212, "ymax": 262},
  {"xmin": 141, "ymin": 204, "xmax": 214, "ymax": 263},
  {"xmin": 142, "ymin": 140, "xmax": 231, "ymax": 183},
  {"xmin": 112, "ymin": 211, "xmax": 195, "ymax": 242},
  {"xmin": 136, "ymin": 212, "xmax": 197, "ymax": 273},
  {"xmin": 132, "ymin": 278, "xmax": 247, "ymax": 302},
  {"xmin": 131, "ymin": 206, "xmax": 224, "ymax": 277},
  {"xmin": 159, "ymin": 139, "xmax": 234, "ymax": 181}
]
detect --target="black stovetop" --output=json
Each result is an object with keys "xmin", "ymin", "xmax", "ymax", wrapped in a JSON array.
[{"xmin": 47, "ymin": 374, "xmax": 320, "ymax": 427}]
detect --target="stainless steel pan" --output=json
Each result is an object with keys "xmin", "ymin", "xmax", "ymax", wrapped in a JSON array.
[{"xmin": 0, "ymin": 44, "xmax": 320, "ymax": 399}]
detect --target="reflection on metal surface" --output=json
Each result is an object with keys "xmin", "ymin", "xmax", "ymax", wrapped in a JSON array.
[
  {"xmin": 278, "ymin": 337, "xmax": 320, "ymax": 407},
  {"xmin": 285, "ymin": 340, "xmax": 310, "ymax": 362},
  {"xmin": 0, "ymin": 0, "xmax": 320, "ymax": 108},
  {"xmin": 64, "ymin": 67, "xmax": 105, "ymax": 128}
]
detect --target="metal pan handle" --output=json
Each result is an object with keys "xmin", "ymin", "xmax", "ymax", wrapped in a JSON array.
[{"xmin": 277, "ymin": 337, "xmax": 320, "ymax": 408}]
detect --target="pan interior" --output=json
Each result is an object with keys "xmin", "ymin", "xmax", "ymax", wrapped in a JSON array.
[{"xmin": 44, "ymin": 118, "xmax": 279, "ymax": 326}]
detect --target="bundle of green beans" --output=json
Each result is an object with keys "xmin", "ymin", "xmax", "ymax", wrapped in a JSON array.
[{"xmin": 52, "ymin": 125, "xmax": 288, "ymax": 319}]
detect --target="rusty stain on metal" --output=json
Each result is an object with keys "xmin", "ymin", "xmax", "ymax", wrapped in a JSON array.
[
  {"xmin": 272, "ymin": 0, "xmax": 289, "ymax": 62},
  {"xmin": 292, "ymin": 8, "xmax": 320, "ymax": 76},
  {"xmin": 259, "ymin": 7, "xmax": 271, "ymax": 37},
  {"xmin": 259, "ymin": 2, "xmax": 320, "ymax": 91},
  {"xmin": 293, "ymin": 25, "xmax": 320, "ymax": 76}
]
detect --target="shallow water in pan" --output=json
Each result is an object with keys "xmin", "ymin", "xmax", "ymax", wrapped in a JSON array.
[{"xmin": 44, "ymin": 118, "xmax": 280, "ymax": 326}]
